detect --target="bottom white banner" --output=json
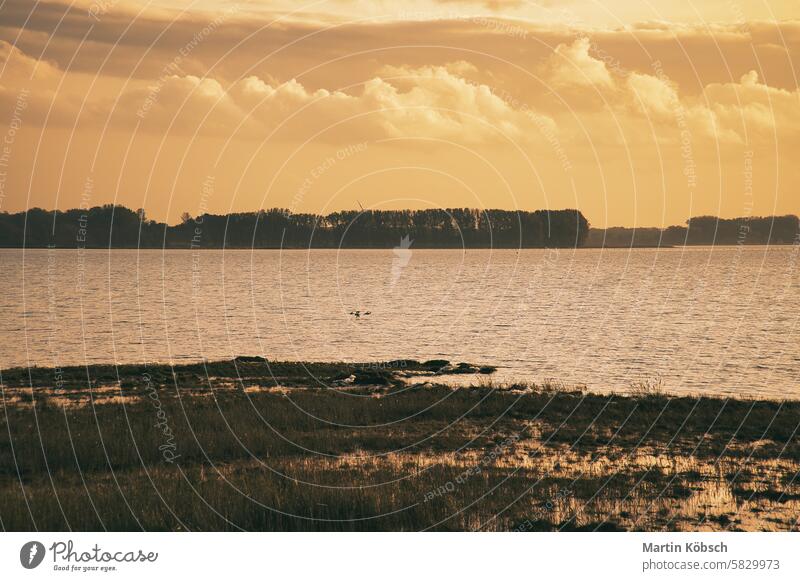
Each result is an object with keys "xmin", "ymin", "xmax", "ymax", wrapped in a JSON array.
[{"xmin": 1, "ymin": 533, "xmax": 797, "ymax": 580}]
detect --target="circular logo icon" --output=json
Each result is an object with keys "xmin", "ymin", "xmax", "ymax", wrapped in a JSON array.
[{"xmin": 20, "ymin": 541, "xmax": 46, "ymax": 569}]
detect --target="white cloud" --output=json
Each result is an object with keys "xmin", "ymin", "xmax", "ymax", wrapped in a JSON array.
[
  {"xmin": 546, "ymin": 38, "xmax": 615, "ymax": 90},
  {"xmin": 626, "ymin": 72, "xmax": 679, "ymax": 119},
  {"xmin": 115, "ymin": 63, "xmax": 557, "ymax": 144},
  {"xmin": 701, "ymin": 71, "xmax": 800, "ymax": 141},
  {"xmin": 0, "ymin": 41, "xmax": 59, "ymax": 83}
]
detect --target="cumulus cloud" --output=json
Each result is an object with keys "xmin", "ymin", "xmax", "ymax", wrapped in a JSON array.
[
  {"xmin": 622, "ymin": 68, "xmax": 800, "ymax": 144},
  {"xmin": 0, "ymin": 41, "xmax": 59, "ymax": 83},
  {"xmin": 1, "ymin": 35, "xmax": 559, "ymax": 144},
  {"xmin": 104, "ymin": 63, "xmax": 555, "ymax": 144},
  {"xmin": 546, "ymin": 38, "xmax": 615, "ymax": 90},
  {"xmin": 3, "ymin": 32, "xmax": 797, "ymax": 150},
  {"xmin": 534, "ymin": 39, "xmax": 800, "ymax": 145},
  {"xmin": 626, "ymin": 72, "xmax": 679, "ymax": 119},
  {"xmin": 700, "ymin": 71, "xmax": 800, "ymax": 141}
]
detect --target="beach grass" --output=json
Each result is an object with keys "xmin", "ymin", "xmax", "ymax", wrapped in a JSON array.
[{"xmin": 1, "ymin": 360, "xmax": 798, "ymax": 531}]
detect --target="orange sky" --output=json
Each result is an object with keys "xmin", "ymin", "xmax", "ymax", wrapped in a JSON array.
[{"xmin": 1, "ymin": 0, "xmax": 798, "ymax": 227}]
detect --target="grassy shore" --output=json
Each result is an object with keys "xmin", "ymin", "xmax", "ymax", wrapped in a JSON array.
[{"xmin": 1, "ymin": 359, "xmax": 798, "ymax": 531}]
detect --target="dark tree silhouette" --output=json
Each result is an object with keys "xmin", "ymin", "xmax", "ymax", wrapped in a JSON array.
[
  {"xmin": 585, "ymin": 215, "xmax": 800, "ymax": 247},
  {"xmin": 0, "ymin": 206, "xmax": 590, "ymax": 249}
]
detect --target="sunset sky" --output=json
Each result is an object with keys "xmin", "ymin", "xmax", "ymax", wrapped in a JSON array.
[{"xmin": 1, "ymin": 0, "xmax": 798, "ymax": 227}]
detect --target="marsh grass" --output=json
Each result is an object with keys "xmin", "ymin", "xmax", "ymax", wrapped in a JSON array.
[
  {"xmin": 1, "ymin": 360, "xmax": 798, "ymax": 531},
  {"xmin": 630, "ymin": 376, "xmax": 665, "ymax": 397}
]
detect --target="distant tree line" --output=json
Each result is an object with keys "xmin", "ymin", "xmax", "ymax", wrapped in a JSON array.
[
  {"xmin": 0, "ymin": 205, "xmax": 590, "ymax": 249},
  {"xmin": 4, "ymin": 207, "xmax": 796, "ymax": 249},
  {"xmin": 585, "ymin": 215, "xmax": 800, "ymax": 247}
]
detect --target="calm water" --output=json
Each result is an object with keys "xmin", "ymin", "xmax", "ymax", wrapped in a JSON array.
[{"xmin": 1, "ymin": 246, "xmax": 798, "ymax": 398}]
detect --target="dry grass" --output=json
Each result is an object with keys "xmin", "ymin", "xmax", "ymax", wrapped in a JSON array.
[{"xmin": 1, "ymin": 361, "xmax": 798, "ymax": 531}]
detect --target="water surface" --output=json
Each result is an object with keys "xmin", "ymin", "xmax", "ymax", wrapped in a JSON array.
[{"xmin": 1, "ymin": 246, "xmax": 798, "ymax": 398}]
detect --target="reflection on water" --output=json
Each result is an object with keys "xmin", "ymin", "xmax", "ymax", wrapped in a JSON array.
[{"xmin": 1, "ymin": 246, "xmax": 798, "ymax": 398}]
